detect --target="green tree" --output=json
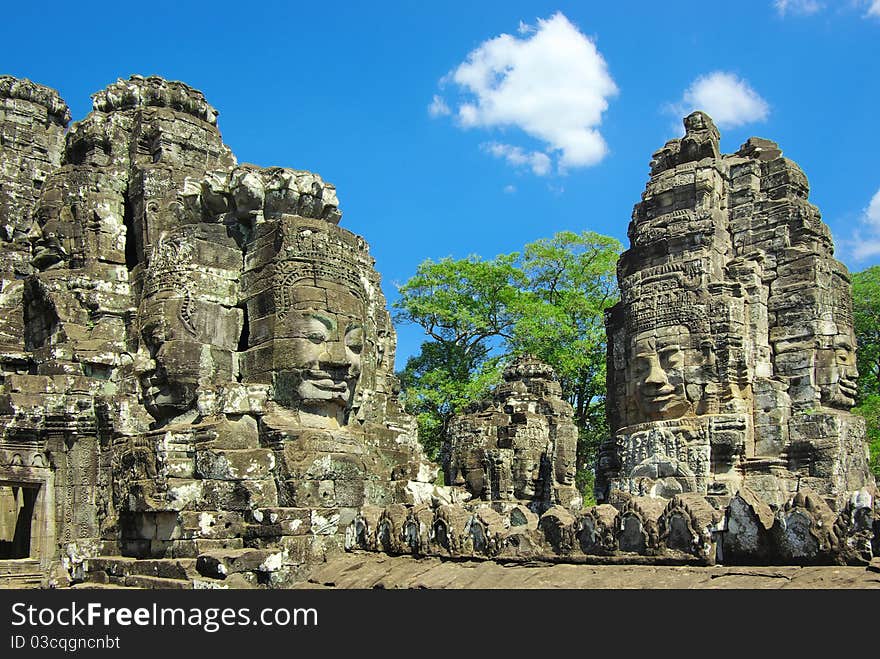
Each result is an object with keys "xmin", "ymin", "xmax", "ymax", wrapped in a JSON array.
[
  {"xmin": 397, "ymin": 341, "xmax": 503, "ymax": 460},
  {"xmin": 394, "ymin": 255, "xmax": 524, "ymax": 460},
  {"xmin": 852, "ymin": 266, "xmax": 880, "ymax": 399},
  {"xmin": 851, "ymin": 266, "xmax": 880, "ymax": 477},
  {"xmin": 510, "ymin": 231, "xmax": 621, "ymax": 501},
  {"xmin": 394, "ymin": 231, "xmax": 622, "ymax": 499}
]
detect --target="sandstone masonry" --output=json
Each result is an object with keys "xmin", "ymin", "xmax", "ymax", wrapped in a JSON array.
[
  {"xmin": 347, "ymin": 113, "xmax": 878, "ymax": 569},
  {"xmin": 0, "ymin": 76, "xmax": 877, "ymax": 588},
  {"xmin": 0, "ymin": 75, "xmax": 438, "ymax": 588}
]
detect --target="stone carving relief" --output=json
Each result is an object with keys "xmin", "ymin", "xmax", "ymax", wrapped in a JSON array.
[
  {"xmin": 598, "ymin": 111, "xmax": 874, "ymax": 510},
  {"xmin": 0, "ymin": 75, "xmax": 435, "ymax": 586},
  {"xmin": 1, "ymin": 77, "xmax": 877, "ymax": 584},
  {"xmin": 445, "ymin": 355, "xmax": 582, "ymax": 513}
]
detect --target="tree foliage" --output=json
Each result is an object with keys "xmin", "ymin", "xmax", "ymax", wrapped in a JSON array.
[
  {"xmin": 510, "ymin": 231, "xmax": 620, "ymax": 500},
  {"xmin": 394, "ymin": 255, "xmax": 523, "ymax": 460},
  {"xmin": 852, "ymin": 266, "xmax": 880, "ymax": 476},
  {"xmin": 397, "ymin": 341, "xmax": 503, "ymax": 460},
  {"xmin": 393, "ymin": 254, "xmax": 524, "ymax": 356},
  {"xmin": 394, "ymin": 231, "xmax": 622, "ymax": 496},
  {"xmin": 852, "ymin": 265, "xmax": 880, "ymax": 400},
  {"xmin": 853, "ymin": 395, "xmax": 880, "ymax": 480}
]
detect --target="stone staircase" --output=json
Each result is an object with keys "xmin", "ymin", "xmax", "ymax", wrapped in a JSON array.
[
  {"xmin": 78, "ymin": 552, "xmax": 281, "ymax": 589},
  {"xmin": 0, "ymin": 559, "xmax": 43, "ymax": 588},
  {"xmin": 78, "ymin": 557, "xmax": 202, "ymax": 589}
]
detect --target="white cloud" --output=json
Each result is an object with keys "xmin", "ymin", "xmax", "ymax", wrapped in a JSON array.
[
  {"xmin": 773, "ymin": 1, "xmax": 880, "ymax": 18},
  {"xmin": 851, "ymin": 188, "xmax": 880, "ymax": 260},
  {"xmin": 436, "ymin": 12, "xmax": 618, "ymax": 174},
  {"xmin": 774, "ymin": 0, "xmax": 824, "ymax": 16},
  {"xmin": 483, "ymin": 142, "xmax": 551, "ymax": 176},
  {"xmin": 671, "ymin": 72, "xmax": 770, "ymax": 129},
  {"xmin": 868, "ymin": 189, "xmax": 880, "ymax": 224},
  {"xmin": 428, "ymin": 95, "xmax": 451, "ymax": 117},
  {"xmin": 517, "ymin": 20, "xmax": 535, "ymax": 35},
  {"xmin": 503, "ymin": 184, "xmax": 517, "ymax": 194}
]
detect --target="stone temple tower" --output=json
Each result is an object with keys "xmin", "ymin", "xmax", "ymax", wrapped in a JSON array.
[
  {"xmin": 0, "ymin": 75, "xmax": 436, "ymax": 587},
  {"xmin": 597, "ymin": 111, "xmax": 874, "ymax": 512}
]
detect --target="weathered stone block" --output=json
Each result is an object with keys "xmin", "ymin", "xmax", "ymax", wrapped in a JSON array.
[{"xmin": 194, "ymin": 448, "xmax": 275, "ymax": 481}]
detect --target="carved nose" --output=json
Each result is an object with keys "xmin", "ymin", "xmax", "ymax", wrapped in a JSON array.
[
  {"xmin": 644, "ymin": 360, "xmax": 668, "ymax": 386},
  {"xmin": 320, "ymin": 339, "xmax": 351, "ymax": 367}
]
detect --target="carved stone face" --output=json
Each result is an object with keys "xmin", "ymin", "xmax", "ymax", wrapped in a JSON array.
[
  {"xmin": 133, "ymin": 228, "xmax": 243, "ymax": 422},
  {"xmin": 817, "ymin": 327, "xmax": 858, "ymax": 409},
  {"xmin": 630, "ymin": 326, "xmax": 694, "ymax": 422},
  {"xmin": 554, "ymin": 428, "xmax": 578, "ymax": 487},
  {"xmin": 135, "ymin": 291, "xmax": 239, "ymax": 422},
  {"xmin": 272, "ymin": 291, "xmax": 364, "ymax": 418},
  {"xmin": 513, "ymin": 451, "xmax": 541, "ymax": 499},
  {"xmin": 450, "ymin": 448, "xmax": 490, "ymax": 498},
  {"xmin": 555, "ymin": 452, "xmax": 576, "ymax": 487},
  {"xmin": 137, "ymin": 318, "xmax": 199, "ymax": 419},
  {"xmin": 685, "ymin": 112, "xmax": 707, "ymax": 132}
]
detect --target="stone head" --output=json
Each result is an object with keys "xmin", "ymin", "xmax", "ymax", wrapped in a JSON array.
[
  {"xmin": 271, "ymin": 282, "xmax": 365, "ymax": 416},
  {"xmin": 241, "ymin": 219, "xmax": 380, "ymax": 428},
  {"xmin": 554, "ymin": 428, "xmax": 578, "ymax": 487},
  {"xmin": 465, "ymin": 450, "xmax": 492, "ymax": 499},
  {"xmin": 135, "ymin": 314, "xmax": 197, "ymax": 419},
  {"xmin": 680, "ymin": 111, "xmax": 721, "ymax": 162},
  {"xmin": 816, "ymin": 324, "xmax": 858, "ymax": 409},
  {"xmin": 513, "ymin": 449, "xmax": 542, "ymax": 500},
  {"xmin": 684, "ymin": 111, "xmax": 717, "ymax": 136},
  {"xmin": 628, "ymin": 325, "xmax": 696, "ymax": 422},
  {"xmin": 135, "ymin": 232, "xmax": 241, "ymax": 421}
]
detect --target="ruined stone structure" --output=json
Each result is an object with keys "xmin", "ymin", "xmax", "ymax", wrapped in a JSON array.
[
  {"xmin": 597, "ymin": 112, "xmax": 873, "ymax": 510},
  {"xmin": 347, "ymin": 113, "xmax": 878, "ymax": 569},
  {"xmin": 445, "ymin": 355, "xmax": 581, "ymax": 512},
  {"xmin": 0, "ymin": 75, "xmax": 436, "ymax": 588},
  {"xmin": 1, "ymin": 74, "xmax": 877, "ymax": 588},
  {"xmin": 589, "ymin": 112, "xmax": 877, "ymax": 563}
]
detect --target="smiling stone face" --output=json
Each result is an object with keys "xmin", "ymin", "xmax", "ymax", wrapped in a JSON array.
[
  {"xmin": 817, "ymin": 326, "xmax": 859, "ymax": 409},
  {"xmin": 136, "ymin": 318, "xmax": 197, "ymax": 419},
  {"xmin": 272, "ymin": 298, "xmax": 365, "ymax": 414},
  {"xmin": 133, "ymin": 228, "xmax": 242, "ymax": 423},
  {"xmin": 599, "ymin": 111, "xmax": 876, "ymax": 514},
  {"xmin": 629, "ymin": 326, "xmax": 694, "ymax": 422},
  {"xmin": 239, "ymin": 218, "xmax": 382, "ymax": 429}
]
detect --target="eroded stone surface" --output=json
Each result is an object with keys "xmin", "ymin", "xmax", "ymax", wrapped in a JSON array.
[
  {"xmin": 445, "ymin": 355, "xmax": 581, "ymax": 512},
  {"xmin": 2, "ymin": 79, "xmax": 877, "ymax": 588},
  {"xmin": 345, "ymin": 113, "xmax": 877, "ymax": 572},
  {"xmin": 0, "ymin": 75, "xmax": 433, "ymax": 588},
  {"xmin": 598, "ymin": 112, "xmax": 873, "ymax": 510},
  {"xmin": 295, "ymin": 552, "xmax": 880, "ymax": 589}
]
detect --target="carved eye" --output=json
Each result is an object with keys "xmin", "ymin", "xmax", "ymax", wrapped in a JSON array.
[
  {"xmin": 306, "ymin": 331, "xmax": 326, "ymax": 344},
  {"xmin": 660, "ymin": 348, "xmax": 682, "ymax": 370},
  {"xmin": 346, "ymin": 327, "xmax": 364, "ymax": 354},
  {"xmin": 633, "ymin": 358, "xmax": 652, "ymax": 377}
]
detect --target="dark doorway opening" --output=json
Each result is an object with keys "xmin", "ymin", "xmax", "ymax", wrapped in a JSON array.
[
  {"xmin": 0, "ymin": 485, "xmax": 38, "ymax": 559},
  {"xmin": 123, "ymin": 197, "xmax": 140, "ymax": 271},
  {"xmin": 237, "ymin": 303, "xmax": 250, "ymax": 353}
]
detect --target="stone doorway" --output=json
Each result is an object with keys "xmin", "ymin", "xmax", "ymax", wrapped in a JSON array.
[{"xmin": 0, "ymin": 483, "xmax": 39, "ymax": 559}]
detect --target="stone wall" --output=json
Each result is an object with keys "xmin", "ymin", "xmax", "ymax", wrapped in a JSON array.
[
  {"xmin": 0, "ymin": 75, "xmax": 436, "ymax": 588},
  {"xmin": 598, "ymin": 112, "xmax": 874, "ymax": 513},
  {"xmin": 346, "ymin": 113, "xmax": 878, "ymax": 570}
]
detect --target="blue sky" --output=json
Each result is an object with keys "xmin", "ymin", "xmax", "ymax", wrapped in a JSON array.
[{"xmin": 3, "ymin": 1, "xmax": 879, "ymax": 366}]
